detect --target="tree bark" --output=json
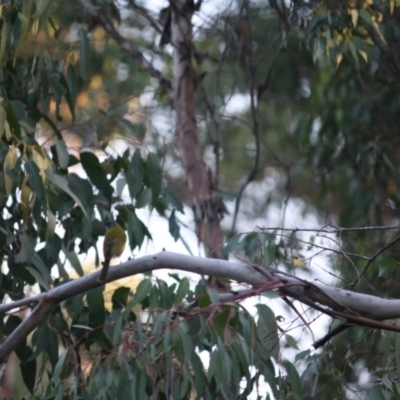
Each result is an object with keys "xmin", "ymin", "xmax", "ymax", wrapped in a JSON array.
[{"xmin": 170, "ymin": 0, "xmax": 226, "ymax": 261}]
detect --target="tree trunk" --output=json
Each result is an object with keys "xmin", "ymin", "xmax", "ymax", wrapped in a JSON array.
[{"xmin": 170, "ymin": 0, "xmax": 227, "ymax": 263}]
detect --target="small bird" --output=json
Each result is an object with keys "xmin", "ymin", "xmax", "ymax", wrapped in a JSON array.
[{"xmin": 98, "ymin": 220, "xmax": 127, "ymax": 283}]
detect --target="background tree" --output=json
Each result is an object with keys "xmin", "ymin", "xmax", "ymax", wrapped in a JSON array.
[{"xmin": 1, "ymin": 0, "xmax": 400, "ymax": 399}]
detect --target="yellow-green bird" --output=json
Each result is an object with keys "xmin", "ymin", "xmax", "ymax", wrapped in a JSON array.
[{"xmin": 98, "ymin": 220, "xmax": 127, "ymax": 283}]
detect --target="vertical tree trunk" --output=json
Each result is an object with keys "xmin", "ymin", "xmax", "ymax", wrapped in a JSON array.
[{"xmin": 170, "ymin": 0, "xmax": 227, "ymax": 263}]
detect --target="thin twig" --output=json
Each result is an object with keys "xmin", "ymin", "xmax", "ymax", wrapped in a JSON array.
[
  {"xmin": 313, "ymin": 322, "xmax": 352, "ymax": 349},
  {"xmin": 78, "ymin": 0, "xmax": 170, "ymax": 91},
  {"xmin": 352, "ymin": 234, "xmax": 400, "ymax": 288},
  {"xmin": 258, "ymin": 224, "xmax": 400, "ymax": 234}
]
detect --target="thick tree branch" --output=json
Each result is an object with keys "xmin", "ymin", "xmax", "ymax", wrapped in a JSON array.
[{"xmin": 3, "ymin": 251, "xmax": 400, "ymax": 362}]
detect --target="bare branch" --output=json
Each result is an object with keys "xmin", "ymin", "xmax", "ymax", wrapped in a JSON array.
[
  {"xmin": 79, "ymin": 0, "xmax": 170, "ymax": 91},
  {"xmin": 313, "ymin": 322, "xmax": 352, "ymax": 349},
  {"xmin": 258, "ymin": 224, "xmax": 400, "ymax": 234},
  {"xmin": 352, "ymin": 234, "xmax": 400, "ymax": 288}
]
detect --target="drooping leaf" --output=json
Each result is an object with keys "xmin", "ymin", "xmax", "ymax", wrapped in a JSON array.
[
  {"xmin": 78, "ymin": 27, "xmax": 90, "ymax": 80},
  {"xmin": 256, "ymin": 304, "xmax": 280, "ymax": 362},
  {"xmin": 25, "ymin": 160, "xmax": 46, "ymax": 207},
  {"xmin": 146, "ymin": 152, "xmax": 162, "ymax": 201},
  {"xmin": 128, "ymin": 148, "xmax": 144, "ymax": 199},
  {"xmin": 80, "ymin": 151, "xmax": 113, "ymax": 201},
  {"xmin": 129, "ymin": 279, "xmax": 152, "ymax": 307},
  {"xmin": 46, "ymin": 171, "xmax": 88, "ymax": 218},
  {"xmin": 55, "ymin": 139, "xmax": 69, "ymax": 169},
  {"xmin": 168, "ymin": 209, "xmax": 180, "ymax": 241}
]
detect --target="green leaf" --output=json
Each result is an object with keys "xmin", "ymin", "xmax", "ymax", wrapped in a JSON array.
[
  {"xmin": 153, "ymin": 312, "xmax": 168, "ymax": 340},
  {"xmin": 63, "ymin": 248, "xmax": 84, "ymax": 277},
  {"xmin": 396, "ymin": 331, "xmax": 400, "ymax": 380},
  {"xmin": 285, "ymin": 360, "xmax": 303, "ymax": 396},
  {"xmin": 53, "ymin": 349, "xmax": 69, "ymax": 383},
  {"xmin": 4, "ymin": 315, "xmax": 22, "ymax": 335},
  {"xmin": 168, "ymin": 209, "xmax": 180, "ymax": 241},
  {"xmin": 37, "ymin": 323, "xmax": 59, "ymax": 369},
  {"xmin": 48, "ymin": 72, "xmax": 65, "ymax": 104},
  {"xmin": 78, "ymin": 27, "xmax": 90, "ymax": 80},
  {"xmin": 33, "ymin": 0, "xmax": 50, "ymax": 18},
  {"xmin": 0, "ymin": 21, "xmax": 8, "ymax": 69},
  {"xmin": 46, "ymin": 171, "xmax": 88, "ymax": 218},
  {"xmin": 55, "ymin": 139, "xmax": 69, "ymax": 169},
  {"xmin": 146, "ymin": 152, "xmax": 162, "ymax": 200},
  {"xmin": 348, "ymin": 41, "xmax": 358, "ymax": 65},
  {"xmin": 111, "ymin": 310, "xmax": 124, "ymax": 345},
  {"xmin": 80, "ymin": 151, "xmax": 113, "ymax": 201},
  {"xmin": 15, "ymin": 233, "xmax": 36, "ymax": 263},
  {"xmin": 128, "ymin": 148, "xmax": 144, "ymax": 199},
  {"xmin": 87, "ymin": 287, "xmax": 105, "ymax": 326},
  {"xmin": 20, "ymin": 355, "xmax": 36, "ymax": 394},
  {"xmin": 256, "ymin": 304, "xmax": 280, "ymax": 362},
  {"xmin": 66, "ymin": 64, "xmax": 78, "ymax": 119},
  {"xmin": 129, "ymin": 279, "xmax": 152, "ymax": 307},
  {"xmin": 30, "ymin": 253, "xmax": 52, "ymax": 290},
  {"xmin": 112, "ymin": 287, "xmax": 131, "ymax": 309},
  {"xmin": 116, "ymin": 177, "xmax": 126, "ymax": 198},
  {"xmin": 285, "ymin": 334, "xmax": 299, "ymax": 350},
  {"xmin": 191, "ymin": 351, "xmax": 206, "ymax": 398},
  {"xmin": 127, "ymin": 209, "xmax": 144, "ymax": 249},
  {"xmin": 135, "ymin": 187, "xmax": 152, "ymax": 208},
  {"xmin": 5, "ymin": 100, "xmax": 22, "ymax": 138},
  {"xmin": 0, "ymin": 104, "xmax": 5, "ymax": 140},
  {"xmin": 58, "ymin": 71, "xmax": 75, "ymax": 119},
  {"xmin": 175, "ymin": 277, "xmax": 189, "ymax": 304},
  {"xmin": 25, "ymin": 160, "xmax": 46, "ymax": 206},
  {"xmin": 163, "ymin": 187, "xmax": 184, "ymax": 213},
  {"xmin": 120, "ymin": 118, "xmax": 141, "ymax": 135}
]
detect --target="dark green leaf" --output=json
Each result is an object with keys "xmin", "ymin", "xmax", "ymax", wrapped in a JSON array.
[
  {"xmin": 87, "ymin": 287, "xmax": 105, "ymax": 326},
  {"xmin": 80, "ymin": 151, "xmax": 113, "ymax": 201},
  {"xmin": 58, "ymin": 72, "xmax": 75, "ymax": 119},
  {"xmin": 163, "ymin": 187, "xmax": 184, "ymax": 213},
  {"xmin": 55, "ymin": 139, "xmax": 69, "ymax": 169},
  {"xmin": 66, "ymin": 64, "xmax": 78, "ymax": 119},
  {"xmin": 285, "ymin": 334, "xmax": 299, "ymax": 350},
  {"xmin": 128, "ymin": 148, "xmax": 144, "ymax": 199},
  {"xmin": 135, "ymin": 187, "xmax": 152, "ymax": 208},
  {"xmin": 285, "ymin": 360, "xmax": 303, "ymax": 396},
  {"xmin": 25, "ymin": 160, "xmax": 46, "ymax": 206},
  {"xmin": 146, "ymin": 152, "xmax": 162, "ymax": 200},
  {"xmin": 119, "ymin": 118, "xmax": 141, "ymax": 135},
  {"xmin": 20, "ymin": 356, "xmax": 36, "ymax": 394},
  {"xmin": 64, "ymin": 248, "xmax": 84, "ymax": 277},
  {"xmin": 4, "ymin": 315, "xmax": 22, "ymax": 335},
  {"xmin": 256, "ymin": 304, "xmax": 279, "ymax": 361},
  {"xmin": 112, "ymin": 287, "xmax": 131, "ymax": 309},
  {"xmin": 15, "ymin": 233, "xmax": 35, "ymax": 263},
  {"xmin": 127, "ymin": 209, "xmax": 144, "ymax": 249},
  {"xmin": 129, "ymin": 279, "xmax": 152, "ymax": 307},
  {"xmin": 5, "ymin": 100, "xmax": 22, "ymax": 139},
  {"xmin": 175, "ymin": 277, "xmax": 189, "ymax": 304},
  {"xmin": 168, "ymin": 209, "xmax": 180, "ymax": 241},
  {"xmin": 46, "ymin": 171, "xmax": 88, "ymax": 218},
  {"xmin": 78, "ymin": 28, "xmax": 90, "ymax": 80}
]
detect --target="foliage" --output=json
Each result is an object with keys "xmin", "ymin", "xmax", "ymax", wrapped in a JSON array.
[{"xmin": 1, "ymin": 0, "xmax": 400, "ymax": 399}]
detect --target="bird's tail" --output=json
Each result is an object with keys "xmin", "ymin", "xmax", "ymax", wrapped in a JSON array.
[{"xmin": 98, "ymin": 259, "xmax": 110, "ymax": 283}]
